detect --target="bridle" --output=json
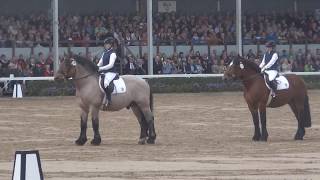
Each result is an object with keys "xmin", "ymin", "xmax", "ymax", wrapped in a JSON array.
[
  {"xmin": 63, "ymin": 58, "xmax": 97, "ymax": 81},
  {"xmin": 70, "ymin": 72, "xmax": 97, "ymax": 81},
  {"xmin": 226, "ymin": 59, "xmax": 262, "ymax": 83}
]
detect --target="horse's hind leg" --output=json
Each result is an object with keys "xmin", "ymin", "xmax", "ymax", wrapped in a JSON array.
[
  {"xmin": 140, "ymin": 106, "xmax": 156, "ymax": 144},
  {"xmin": 289, "ymin": 101, "xmax": 305, "ymax": 140},
  {"xmin": 131, "ymin": 104, "xmax": 148, "ymax": 145},
  {"xmin": 75, "ymin": 103, "xmax": 89, "ymax": 145},
  {"xmin": 91, "ymin": 106, "xmax": 102, "ymax": 145}
]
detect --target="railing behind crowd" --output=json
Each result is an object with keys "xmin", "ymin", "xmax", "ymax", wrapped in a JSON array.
[
  {"xmin": 0, "ymin": 39, "xmax": 320, "ymax": 77},
  {"xmin": 2, "ymin": 39, "xmax": 320, "ymax": 58}
]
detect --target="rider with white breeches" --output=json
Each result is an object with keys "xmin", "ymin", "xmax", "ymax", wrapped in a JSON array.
[
  {"xmin": 97, "ymin": 37, "xmax": 117, "ymax": 104},
  {"xmin": 259, "ymin": 41, "xmax": 279, "ymax": 97}
]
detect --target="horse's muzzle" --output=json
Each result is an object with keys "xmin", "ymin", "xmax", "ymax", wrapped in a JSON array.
[{"xmin": 54, "ymin": 74, "xmax": 65, "ymax": 81}]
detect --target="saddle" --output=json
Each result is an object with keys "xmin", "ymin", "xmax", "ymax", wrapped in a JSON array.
[
  {"xmin": 263, "ymin": 73, "xmax": 289, "ymax": 91},
  {"xmin": 99, "ymin": 74, "xmax": 119, "ymax": 95},
  {"xmin": 263, "ymin": 73, "xmax": 290, "ymax": 106},
  {"xmin": 98, "ymin": 74, "xmax": 126, "ymax": 110},
  {"xmin": 264, "ymin": 73, "xmax": 279, "ymax": 90}
]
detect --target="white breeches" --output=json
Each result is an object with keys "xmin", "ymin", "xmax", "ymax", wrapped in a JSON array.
[
  {"xmin": 265, "ymin": 70, "xmax": 278, "ymax": 81},
  {"xmin": 104, "ymin": 72, "xmax": 117, "ymax": 87}
]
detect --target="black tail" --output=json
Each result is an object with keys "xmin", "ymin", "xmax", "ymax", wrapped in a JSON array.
[
  {"xmin": 302, "ymin": 95, "xmax": 311, "ymax": 128},
  {"xmin": 149, "ymin": 88, "xmax": 153, "ymax": 112}
]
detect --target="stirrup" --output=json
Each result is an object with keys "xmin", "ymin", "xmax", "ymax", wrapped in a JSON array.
[
  {"xmin": 100, "ymin": 104, "xmax": 108, "ymax": 111},
  {"xmin": 106, "ymin": 99, "xmax": 112, "ymax": 106},
  {"xmin": 271, "ymin": 90, "xmax": 276, "ymax": 98}
]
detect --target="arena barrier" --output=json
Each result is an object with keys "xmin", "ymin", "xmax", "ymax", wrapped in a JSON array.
[
  {"xmin": 12, "ymin": 150, "xmax": 44, "ymax": 180},
  {"xmin": 1, "ymin": 72, "xmax": 320, "ymax": 82},
  {"xmin": 0, "ymin": 72, "xmax": 320, "ymax": 97}
]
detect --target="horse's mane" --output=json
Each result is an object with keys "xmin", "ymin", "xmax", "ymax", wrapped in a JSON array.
[
  {"xmin": 241, "ymin": 58, "xmax": 261, "ymax": 74},
  {"xmin": 74, "ymin": 55, "xmax": 98, "ymax": 73}
]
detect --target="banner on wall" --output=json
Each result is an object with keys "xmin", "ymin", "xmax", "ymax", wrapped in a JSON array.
[{"xmin": 158, "ymin": 1, "xmax": 176, "ymax": 13}]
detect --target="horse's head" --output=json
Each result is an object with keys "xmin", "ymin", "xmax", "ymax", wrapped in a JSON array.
[
  {"xmin": 224, "ymin": 56, "xmax": 261, "ymax": 81},
  {"xmin": 223, "ymin": 56, "xmax": 245, "ymax": 80},
  {"xmin": 54, "ymin": 55, "xmax": 77, "ymax": 81}
]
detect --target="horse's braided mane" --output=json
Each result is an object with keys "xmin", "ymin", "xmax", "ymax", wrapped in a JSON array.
[
  {"xmin": 241, "ymin": 58, "xmax": 261, "ymax": 74},
  {"xmin": 74, "ymin": 55, "xmax": 98, "ymax": 73}
]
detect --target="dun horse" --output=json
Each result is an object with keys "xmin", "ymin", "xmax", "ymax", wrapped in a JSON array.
[
  {"xmin": 54, "ymin": 55, "xmax": 156, "ymax": 145},
  {"xmin": 224, "ymin": 56, "xmax": 311, "ymax": 141}
]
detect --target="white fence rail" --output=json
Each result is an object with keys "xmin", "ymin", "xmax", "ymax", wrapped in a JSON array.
[{"xmin": 1, "ymin": 72, "xmax": 320, "ymax": 82}]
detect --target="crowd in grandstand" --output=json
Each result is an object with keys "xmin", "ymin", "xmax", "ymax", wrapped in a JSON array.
[
  {"xmin": 1, "ymin": 47, "xmax": 320, "ymax": 77},
  {"xmin": 0, "ymin": 11, "xmax": 319, "ymax": 47},
  {"xmin": 0, "ymin": 11, "xmax": 319, "ymax": 76},
  {"xmin": 0, "ymin": 52, "xmax": 54, "ymax": 77}
]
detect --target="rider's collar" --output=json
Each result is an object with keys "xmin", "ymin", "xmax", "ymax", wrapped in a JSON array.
[{"xmin": 105, "ymin": 48, "xmax": 113, "ymax": 52}]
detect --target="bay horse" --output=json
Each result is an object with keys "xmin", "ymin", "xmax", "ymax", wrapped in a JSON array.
[
  {"xmin": 54, "ymin": 55, "xmax": 156, "ymax": 145},
  {"xmin": 224, "ymin": 56, "xmax": 311, "ymax": 141}
]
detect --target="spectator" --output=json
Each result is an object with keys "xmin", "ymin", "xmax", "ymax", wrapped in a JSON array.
[
  {"xmin": 162, "ymin": 58, "xmax": 176, "ymax": 74},
  {"xmin": 17, "ymin": 54, "xmax": 27, "ymax": 72},
  {"xmin": 8, "ymin": 56, "xmax": 17, "ymax": 70},
  {"xmin": 153, "ymin": 55, "xmax": 163, "ymax": 74},
  {"xmin": 124, "ymin": 55, "xmax": 136, "ymax": 75},
  {"xmin": 280, "ymin": 58, "xmax": 292, "ymax": 73},
  {"xmin": 246, "ymin": 49, "xmax": 256, "ymax": 60},
  {"xmin": 291, "ymin": 61, "xmax": 304, "ymax": 72},
  {"xmin": 194, "ymin": 57, "xmax": 204, "ymax": 74},
  {"xmin": 314, "ymin": 60, "xmax": 320, "ymax": 71},
  {"xmin": 135, "ymin": 58, "xmax": 146, "ymax": 75},
  {"xmin": 211, "ymin": 60, "xmax": 220, "ymax": 74},
  {"xmin": 0, "ymin": 54, "xmax": 9, "ymax": 69},
  {"xmin": 304, "ymin": 60, "xmax": 314, "ymax": 72}
]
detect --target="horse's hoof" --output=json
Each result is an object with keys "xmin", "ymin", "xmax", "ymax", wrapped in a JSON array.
[
  {"xmin": 75, "ymin": 137, "xmax": 87, "ymax": 145},
  {"xmin": 294, "ymin": 134, "xmax": 304, "ymax": 140},
  {"xmin": 260, "ymin": 135, "xmax": 268, "ymax": 141},
  {"xmin": 91, "ymin": 137, "xmax": 101, "ymax": 145},
  {"xmin": 138, "ymin": 138, "xmax": 146, "ymax": 145},
  {"xmin": 252, "ymin": 135, "xmax": 261, "ymax": 141},
  {"xmin": 147, "ymin": 138, "xmax": 155, "ymax": 144}
]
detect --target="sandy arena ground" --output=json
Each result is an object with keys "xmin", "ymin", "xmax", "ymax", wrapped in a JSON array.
[{"xmin": 1, "ymin": 91, "xmax": 320, "ymax": 179}]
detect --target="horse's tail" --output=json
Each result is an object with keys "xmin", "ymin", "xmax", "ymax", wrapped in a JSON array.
[
  {"xmin": 149, "ymin": 88, "xmax": 153, "ymax": 112},
  {"xmin": 302, "ymin": 95, "xmax": 311, "ymax": 128}
]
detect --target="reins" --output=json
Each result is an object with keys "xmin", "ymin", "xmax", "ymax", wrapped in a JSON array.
[
  {"xmin": 66, "ymin": 57, "xmax": 98, "ymax": 81},
  {"xmin": 70, "ymin": 72, "xmax": 97, "ymax": 81}
]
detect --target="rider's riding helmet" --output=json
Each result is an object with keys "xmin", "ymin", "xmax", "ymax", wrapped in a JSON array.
[
  {"xmin": 103, "ymin": 37, "xmax": 114, "ymax": 45},
  {"xmin": 265, "ymin": 40, "xmax": 276, "ymax": 48}
]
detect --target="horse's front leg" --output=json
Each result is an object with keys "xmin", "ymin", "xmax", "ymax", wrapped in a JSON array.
[
  {"xmin": 259, "ymin": 106, "xmax": 269, "ymax": 141},
  {"xmin": 91, "ymin": 107, "xmax": 101, "ymax": 145},
  {"xmin": 75, "ymin": 105, "xmax": 89, "ymax": 145},
  {"xmin": 250, "ymin": 109, "xmax": 261, "ymax": 141}
]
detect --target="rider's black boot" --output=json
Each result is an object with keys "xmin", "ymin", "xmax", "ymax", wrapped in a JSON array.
[{"xmin": 268, "ymin": 80, "xmax": 277, "ymax": 97}]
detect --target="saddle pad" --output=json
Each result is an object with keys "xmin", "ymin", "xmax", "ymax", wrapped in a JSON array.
[
  {"xmin": 99, "ymin": 76, "xmax": 126, "ymax": 94},
  {"xmin": 264, "ymin": 75, "xmax": 289, "ymax": 90},
  {"xmin": 112, "ymin": 78, "xmax": 126, "ymax": 94}
]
